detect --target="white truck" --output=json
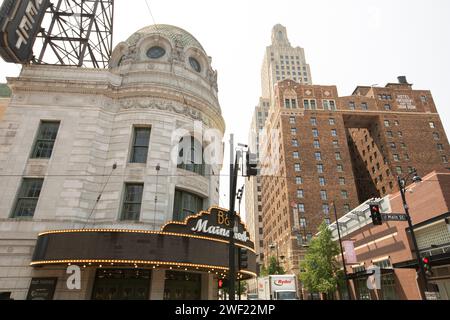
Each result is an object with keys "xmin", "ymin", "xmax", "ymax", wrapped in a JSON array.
[{"xmin": 257, "ymin": 275, "xmax": 299, "ymax": 300}]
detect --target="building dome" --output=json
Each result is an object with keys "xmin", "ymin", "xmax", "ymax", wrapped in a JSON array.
[{"xmin": 125, "ymin": 24, "xmax": 206, "ymax": 53}]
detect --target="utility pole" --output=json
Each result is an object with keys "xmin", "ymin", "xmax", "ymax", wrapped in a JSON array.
[{"xmin": 332, "ymin": 202, "xmax": 352, "ymax": 300}]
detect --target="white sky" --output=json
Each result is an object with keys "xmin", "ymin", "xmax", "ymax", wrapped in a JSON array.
[{"xmin": 1, "ymin": 0, "xmax": 450, "ymax": 218}]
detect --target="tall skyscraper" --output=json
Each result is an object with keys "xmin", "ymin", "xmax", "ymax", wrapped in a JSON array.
[
  {"xmin": 245, "ymin": 25, "xmax": 312, "ymax": 289},
  {"xmin": 261, "ymin": 24, "xmax": 313, "ymax": 105}
]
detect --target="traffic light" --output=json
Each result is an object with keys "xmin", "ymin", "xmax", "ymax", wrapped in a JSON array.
[
  {"xmin": 218, "ymin": 278, "xmax": 228, "ymax": 289},
  {"xmin": 370, "ymin": 204, "xmax": 382, "ymax": 226},
  {"xmin": 245, "ymin": 152, "xmax": 258, "ymax": 178},
  {"xmin": 422, "ymin": 257, "xmax": 432, "ymax": 276},
  {"xmin": 239, "ymin": 248, "xmax": 248, "ymax": 269}
]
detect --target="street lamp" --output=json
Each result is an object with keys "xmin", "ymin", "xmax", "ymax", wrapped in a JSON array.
[{"xmin": 397, "ymin": 168, "xmax": 428, "ymax": 299}]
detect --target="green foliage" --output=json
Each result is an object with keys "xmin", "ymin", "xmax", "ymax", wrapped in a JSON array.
[
  {"xmin": 267, "ymin": 256, "xmax": 286, "ymax": 275},
  {"xmin": 299, "ymin": 222, "xmax": 345, "ymax": 297}
]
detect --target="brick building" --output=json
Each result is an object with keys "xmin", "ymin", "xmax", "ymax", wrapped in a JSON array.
[
  {"xmin": 259, "ymin": 77, "xmax": 450, "ymax": 277},
  {"xmin": 329, "ymin": 171, "xmax": 450, "ymax": 300}
]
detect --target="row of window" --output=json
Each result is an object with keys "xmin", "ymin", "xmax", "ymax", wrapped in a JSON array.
[
  {"xmin": 296, "ymin": 189, "xmax": 349, "ymax": 200},
  {"xmin": 11, "ymin": 178, "xmax": 204, "ymax": 221},
  {"xmin": 295, "ymin": 176, "xmax": 346, "ymax": 186},
  {"xmin": 30, "ymin": 121, "xmax": 206, "ymax": 176},
  {"xmin": 295, "ymin": 163, "xmax": 345, "ymax": 173},
  {"xmin": 289, "ymin": 117, "xmax": 336, "ymax": 126},
  {"xmin": 295, "ymin": 203, "xmax": 351, "ymax": 215}
]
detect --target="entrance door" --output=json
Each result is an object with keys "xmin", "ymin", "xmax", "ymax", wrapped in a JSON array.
[
  {"xmin": 164, "ymin": 271, "xmax": 201, "ymax": 300},
  {"xmin": 92, "ymin": 269, "xmax": 151, "ymax": 300}
]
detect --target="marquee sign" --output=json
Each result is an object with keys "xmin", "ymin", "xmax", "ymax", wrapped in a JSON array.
[
  {"xmin": 0, "ymin": 0, "xmax": 50, "ymax": 63},
  {"xmin": 162, "ymin": 207, "xmax": 253, "ymax": 246}
]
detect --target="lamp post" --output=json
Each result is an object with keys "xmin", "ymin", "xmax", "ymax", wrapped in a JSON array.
[{"xmin": 397, "ymin": 168, "xmax": 428, "ymax": 299}]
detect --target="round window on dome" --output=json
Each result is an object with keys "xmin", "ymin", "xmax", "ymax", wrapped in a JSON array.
[
  {"xmin": 147, "ymin": 46, "xmax": 166, "ymax": 59},
  {"xmin": 189, "ymin": 57, "xmax": 201, "ymax": 73}
]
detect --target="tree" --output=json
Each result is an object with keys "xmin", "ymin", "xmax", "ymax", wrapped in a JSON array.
[
  {"xmin": 267, "ymin": 256, "xmax": 285, "ymax": 275},
  {"xmin": 299, "ymin": 222, "xmax": 345, "ymax": 299}
]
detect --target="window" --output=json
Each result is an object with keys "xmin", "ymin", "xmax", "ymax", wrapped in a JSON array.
[
  {"xmin": 404, "ymin": 154, "xmax": 410, "ymax": 161},
  {"xmin": 173, "ymin": 189, "xmax": 204, "ymax": 221},
  {"xmin": 324, "ymin": 218, "xmax": 331, "ymax": 226},
  {"xmin": 310, "ymin": 118, "xmax": 317, "ymax": 126},
  {"xmin": 384, "ymin": 104, "xmax": 392, "ymax": 111},
  {"xmin": 300, "ymin": 218, "xmax": 307, "ymax": 228},
  {"xmin": 384, "ymin": 120, "xmax": 390, "ymax": 127},
  {"xmin": 394, "ymin": 120, "xmax": 399, "ymax": 126},
  {"xmin": 323, "ymin": 100, "xmax": 330, "ymax": 110},
  {"xmin": 178, "ymin": 136, "xmax": 205, "ymax": 175},
  {"xmin": 337, "ymin": 164, "xmax": 343, "ymax": 172},
  {"xmin": 293, "ymin": 151, "xmax": 299, "ymax": 159},
  {"xmin": 295, "ymin": 164, "xmax": 301, "ymax": 172},
  {"xmin": 329, "ymin": 118, "xmax": 335, "ymax": 125},
  {"xmin": 421, "ymin": 95, "xmax": 428, "ymax": 103},
  {"xmin": 396, "ymin": 166, "xmax": 403, "ymax": 175},
  {"xmin": 31, "ymin": 121, "xmax": 60, "ymax": 159},
  {"xmin": 296, "ymin": 177, "xmax": 303, "ymax": 185},
  {"xmin": 291, "ymin": 99, "xmax": 297, "ymax": 108},
  {"xmin": 335, "ymin": 152, "xmax": 342, "ymax": 160},
  {"xmin": 121, "ymin": 184, "xmax": 144, "ymax": 221},
  {"xmin": 393, "ymin": 154, "xmax": 400, "ymax": 162},
  {"xmin": 429, "ymin": 122, "xmax": 435, "ymax": 128},
  {"xmin": 331, "ymin": 129, "xmax": 337, "ymax": 137},
  {"xmin": 130, "ymin": 127, "xmax": 151, "ymax": 163},
  {"xmin": 343, "ymin": 204, "xmax": 350, "ymax": 213},
  {"xmin": 349, "ymin": 102, "xmax": 355, "ymax": 110},
  {"xmin": 319, "ymin": 177, "xmax": 326, "ymax": 186},
  {"xmin": 289, "ymin": 117, "xmax": 295, "ymax": 124},
  {"xmin": 303, "ymin": 100, "xmax": 310, "ymax": 109},
  {"xmin": 387, "ymin": 131, "xmax": 393, "ymax": 138},
  {"xmin": 330, "ymin": 101, "xmax": 336, "ymax": 111},
  {"xmin": 297, "ymin": 189, "xmax": 304, "ymax": 198},
  {"xmin": 310, "ymin": 100, "xmax": 316, "ymax": 110},
  {"xmin": 315, "ymin": 152, "xmax": 322, "ymax": 161},
  {"xmin": 442, "ymin": 156, "xmax": 448, "ymax": 163},
  {"xmin": 320, "ymin": 190, "xmax": 328, "ymax": 201},
  {"xmin": 285, "ymin": 99, "xmax": 291, "ymax": 108},
  {"xmin": 313, "ymin": 140, "xmax": 320, "ymax": 149},
  {"xmin": 333, "ymin": 140, "xmax": 339, "ymax": 148},
  {"xmin": 309, "ymin": 129, "xmax": 318, "ymax": 139},
  {"xmin": 317, "ymin": 164, "xmax": 324, "ymax": 173},
  {"xmin": 322, "ymin": 204, "xmax": 330, "ymax": 215},
  {"xmin": 433, "ymin": 132, "xmax": 440, "ymax": 140},
  {"xmin": 398, "ymin": 131, "xmax": 403, "ymax": 138},
  {"xmin": 339, "ymin": 177, "xmax": 345, "ymax": 185},
  {"xmin": 390, "ymin": 142, "xmax": 396, "ymax": 149},
  {"xmin": 341, "ymin": 190, "xmax": 348, "ymax": 199},
  {"xmin": 291, "ymin": 128, "xmax": 297, "ymax": 135},
  {"xmin": 292, "ymin": 139, "xmax": 299, "ymax": 147},
  {"xmin": 361, "ymin": 102, "xmax": 368, "ymax": 110},
  {"xmin": 12, "ymin": 178, "xmax": 44, "ymax": 218},
  {"xmin": 437, "ymin": 144, "xmax": 444, "ymax": 151},
  {"xmin": 298, "ymin": 204, "xmax": 305, "ymax": 212}
]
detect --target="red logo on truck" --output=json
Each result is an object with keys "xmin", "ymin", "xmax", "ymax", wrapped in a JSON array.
[{"xmin": 274, "ymin": 279, "xmax": 293, "ymax": 286}]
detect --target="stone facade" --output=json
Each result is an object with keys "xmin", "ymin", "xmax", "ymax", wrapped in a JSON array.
[{"xmin": 0, "ymin": 25, "xmax": 225, "ymax": 300}]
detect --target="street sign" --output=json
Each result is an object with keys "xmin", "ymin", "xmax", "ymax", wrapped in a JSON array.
[{"xmin": 381, "ymin": 213, "xmax": 408, "ymax": 222}]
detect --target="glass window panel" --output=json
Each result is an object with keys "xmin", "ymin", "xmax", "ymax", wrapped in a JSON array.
[
  {"xmin": 13, "ymin": 179, "xmax": 44, "ymax": 218},
  {"xmin": 32, "ymin": 122, "xmax": 60, "ymax": 159}
]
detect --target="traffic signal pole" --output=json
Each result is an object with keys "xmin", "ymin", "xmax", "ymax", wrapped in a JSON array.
[{"xmin": 397, "ymin": 176, "xmax": 428, "ymax": 300}]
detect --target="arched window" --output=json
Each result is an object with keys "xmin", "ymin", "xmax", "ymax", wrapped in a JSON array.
[{"xmin": 177, "ymin": 136, "xmax": 205, "ymax": 176}]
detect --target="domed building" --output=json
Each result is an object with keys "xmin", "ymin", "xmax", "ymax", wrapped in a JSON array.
[{"xmin": 0, "ymin": 25, "xmax": 256, "ymax": 300}]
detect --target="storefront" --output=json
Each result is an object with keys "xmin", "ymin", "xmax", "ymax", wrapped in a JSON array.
[{"xmin": 28, "ymin": 207, "xmax": 257, "ymax": 300}]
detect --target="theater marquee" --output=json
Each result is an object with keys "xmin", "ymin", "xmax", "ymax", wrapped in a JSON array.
[{"xmin": 30, "ymin": 207, "xmax": 257, "ymax": 279}]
